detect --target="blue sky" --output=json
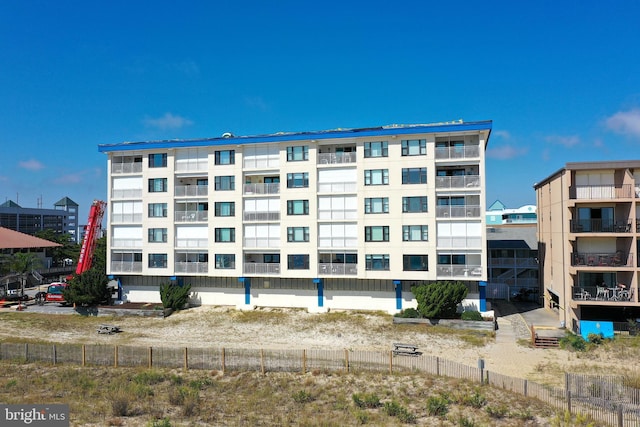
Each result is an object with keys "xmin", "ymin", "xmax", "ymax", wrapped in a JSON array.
[{"xmin": 2, "ymin": 1, "xmax": 640, "ymax": 222}]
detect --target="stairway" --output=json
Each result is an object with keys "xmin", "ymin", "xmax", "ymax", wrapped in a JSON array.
[{"xmin": 534, "ymin": 336, "xmax": 560, "ymax": 348}]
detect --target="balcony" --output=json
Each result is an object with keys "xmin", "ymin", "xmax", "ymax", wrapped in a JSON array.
[
  {"xmin": 175, "ymin": 238, "xmax": 208, "ymax": 248},
  {"xmin": 111, "ymin": 238, "xmax": 143, "ymax": 248},
  {"xmin": 243, "ymin": 211, "xmax": 281, "ymax": 221},
  {"xmin": 243, "ymin": 183, "xmax": 280, "ymax": 195},
  {"xmin": 175, "ymin": 185, "xmax": 208, "ymax": 197},
  {"xmin": 435, "ymin": 145, "xmax": 480, "ymax": 160},
  {"xmin": 436, "ymin": 205, "xmax": 481, "ymax": 218},
  {"xmin": 436, "ymin": 236, "xmax": 482, "ymax": 249},
  {"xmin": 112, "ymin": 189, "xmax": 143, "ymax": 199},
  {"xmin": 571, "ymin": 251, "xmax": 633, "ymax": 267},
  {"xmin": 110, "ymin": 261, "xmax": 142, "ymax": 273},
  {"xmin": 570, "ymin": 219, "xmax": 632, "ymax": 233},
  {"xmin": 318, "ymin": 263, "xmax": 358, "ymax": 275},
  {"xmin": 317, "ymin": 182, "xmax": 357, "ymax": 193},
  {"xmin": 317, "ymin": 152, "xmax": 357, "ymax": 165},
  {"xmin": 174, "ymin": 211, "xmax": 208, "ymax": 222},
  {"xmin": 244, "ymin": 237, "xmax": 280, "ymax": 248},
  {"xmin": 111, "ymin": 162, "xmax": 142, "ymax": 174},
  {"xmin": 570, "ymin": 184, "xmax": 633, "ymax": 200},
  {"xmin": 436, "ymin": 264, "xmax": 483, "ymax": 278},
  {"xmin": 435, "ymin": 175, "xmax": 480, "ymax": 190},
  {"xmin": 174, "ymin": 262, "xmax": 208, "ymax": 274},
  {"xmin": 111, "ymin": 213, "xmax": 143, "ymax": 224},
  {"xmin": 243, "ymin": 262, "xmax": 280, "ymax": 275},
  {"xmin": 572, "ymin": 286, "xmax": 635, "ymax": 302}
]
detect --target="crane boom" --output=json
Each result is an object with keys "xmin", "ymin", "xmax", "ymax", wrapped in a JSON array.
[{"xmin": 76, "ymin": 200, "xmax": 107, "ymax": 275}]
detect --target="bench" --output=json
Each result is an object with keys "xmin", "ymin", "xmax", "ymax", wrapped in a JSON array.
[
  {"xmin": 97, "ymin": 324, "xmax": 120, "ymax": 334},
  {"xmin": 392, "ymin": 343, "xmax": 421, "ymax": 356}
]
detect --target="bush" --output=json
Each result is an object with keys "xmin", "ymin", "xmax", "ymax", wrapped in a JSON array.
[
  {"xmin": 485, "ymin": 404, "xmax": 508, "ymax": 418},
  {"xmin": 460, "ymin": 311, "xmax": 483, "ymax": 321},
  {"xmin": 352, "ymin": 392, "xmax": 381, "ymax": 408},
  {"xmin": 383, "ymin": 401, "xmax": 415, "ymax": 423},
  {"xmin": 395, "ymin": 308, "xmax": 421, "ymax": 318},
  {"xmin": 426, "ymin": 395, "xmax": 449, "ymax": 417},
  {"xmin": 292, "ymin": 390, "xmax": 315, "ymax": 403},
  {"xmin": 411, "ymin": 281, "xmax": 468, "ymax": 318},
  {"xmin": 559, "ymin": 332, "xmax": 587, "ymax": 351},
  {"xmin": 63, "ymin": 269, "xmax": 111, "ymax": 306},
  {"xmin": 160, "ymin": 282, "xmax": 192, "ymax": 311},
  {"xmin": 587, "ymin": 333, "xmax": 604, "ymax": 345}
]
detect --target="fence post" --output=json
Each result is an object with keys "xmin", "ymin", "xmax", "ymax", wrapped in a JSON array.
[
  {"xmin": 148, "ymin": 347, "xmax": 152, "ymax": 369},
  {"xmin": 260, "ymin": 349, "xmax": 265, "ymax": 375},
  {"xmin": 114, "ymin": 345, "xmax": 118, "ymax": 368},
  {"xmin": 82, "ymin": 345, "xmax": 86, "ymax": 367},
  {"xmin": 389, "ymin": 351, "xmax": 393, "ymax": 374},
  {"xmin": 436, "ymin": 356, "xmax": 440, "ymax": 376},
  {"xmin": 184, "ymin": 347, "xmax": 188, "ymax": 371},
  {"xmin": 221, "ymin": 348, "xmax": 225, "ymax": 374},
  {"xmin": 24, "ymin": 343, "xmax": 28, "ymax": 362},
  {"xmin": 478, "ymin": 359, "xmax": 485, "ymax": 384},
  {"xmin": 52, "ymin": 344, "xmax": 56, "ymax": 366},
  {"xmin": 523, "ymin": 379, "xmax": 528, "ymax": 397},
  {"xmin": 344, "ymin": 349, "xmax": 349, "ymax": 373},
  {"xmin": 617, "ymin": 404, "xmax": 623, "ymax": 427},
  {"xmin": 302, "ymin": 349, "xmax": 306, "ymax": 374}
]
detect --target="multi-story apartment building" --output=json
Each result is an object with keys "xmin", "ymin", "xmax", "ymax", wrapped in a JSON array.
[
  {"xmin": 98, "ymin": 121, "xmax": 492, "ymax": 313},
  {"xmin": 0, "ymin": 197, "xmax": 79, "ymax": 240},
  {"xmin": 535, "ymin": 161, "xmax": 640, "ymax": 331}
]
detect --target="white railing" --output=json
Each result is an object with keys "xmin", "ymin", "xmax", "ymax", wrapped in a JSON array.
[
  {"xmin": 111, "ymin": 239, "xmax": 143, "ymax": 248},
  {"xmin": 243, "ymin": 183, "xmax": 280, "ymax": 195},
  {"xmin": 174, "ymin": 211, "xmax": 208, "ymax": 222},
  {"xmin": 317, "ymin": 152, "xmax": 357, "ymax": 165},
  {"xmin": 435, "ymin": 145, "xmax": 480, "ymax": 160},
  {"xmin": 243, "ymin": 237, "xmax": 280, "ymax": 248},
  {"xmin": 317, "ymin": 210, "xmax": 358, "ymax": 220},
  {"xmin": 112, "ymin": 189, "xmax": 143, "ymax": 199},
  {"xmin": 175, "ymin": 185, "xmax": 208, "ymax": 197},
  {"xmin": 318, "ymin": 263, "xmax": 358, "ymax": 275},
  {"xmin": 111, "ymin": 213, "xmax": 143, "ymax": 223},
  {"xmin": 111, "ymin": 163, "xmax": 142, "ymax": 174},
  {"xmin": 436, "ymin": 264, "xmax": 483, "ymax": 277},
  {"xmin": 436, "ymin": 236, "xmax": 482, "ymax": 249},
  {"xmin": 110, "ymin": 261, "xmax": 142, "ymax": 273},
  {"xmin": 175, "ymin": 238, "xmax": 208, "ymax": 248},
  {"xmin": 435, "ymin": 175, "xmax": 480, "ymax": 189},
  {"xmin": 318, "ymin": 237, "xmax": 358, "ymax": 248},
  {"xmin": 243, "ymin": 211, "xmax": 281, "ymax": 221},
  {"xmin": 174, "ymin": 262, "xmax": 208, "ymax": 274},
  {"xmin": 174, "ymin": 161, "xmax": 207, "ymax": 173},
  {"xmin": 243, "ymin": 263, "xmax": 281, "ymax": 275},
  {"xmin": 436, "ymin": 205, "xmax": 481, "ymax": 218},
  {"xmin": 243, "ymin": 157, "xmax": 280, "ymax": 169},
  {"xmin": 317, "ymin": 182, "xmax": 357, "ymax": 193}
]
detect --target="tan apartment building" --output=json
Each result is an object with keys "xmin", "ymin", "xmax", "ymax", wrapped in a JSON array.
[
  {"xmin": 534, "ymin": 161, "xmax": 640, "ymax": 331},
  {"xmin": 98, "ymin": 121, "xmax": 492, "ymax": 314}
]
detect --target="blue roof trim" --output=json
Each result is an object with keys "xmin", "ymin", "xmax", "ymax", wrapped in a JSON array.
[{"xmin": 98, "ymin": 120, "xmax": 492, "ymax": 153}]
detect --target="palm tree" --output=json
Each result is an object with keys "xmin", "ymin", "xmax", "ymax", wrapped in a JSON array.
[{"xmin": 6, "ymin": 252, "xmax": 42, "ymax": 300}]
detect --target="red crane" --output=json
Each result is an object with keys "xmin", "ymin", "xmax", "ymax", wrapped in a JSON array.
[{"xmin": 76, "ymin": 200, "xmax": 107, "ymax": 275}]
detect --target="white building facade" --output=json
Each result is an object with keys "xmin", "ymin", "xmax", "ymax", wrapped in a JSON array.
[{"xmin": 99, "ymin": 121, "xmax": 492, "ymax": 314}]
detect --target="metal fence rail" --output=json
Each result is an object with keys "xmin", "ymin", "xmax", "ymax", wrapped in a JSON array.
[{"xmin": 2, "ymin": 341, "xmax": 640, "ymax": 426}]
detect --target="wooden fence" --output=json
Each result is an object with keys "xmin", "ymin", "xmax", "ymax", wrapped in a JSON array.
[{"xmin": 1, "ymin": 341, "xmax": 639, "ymax": 426}]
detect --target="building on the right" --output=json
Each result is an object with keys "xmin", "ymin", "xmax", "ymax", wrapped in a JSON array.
[{"xmin": 534, "ymin": 160, "xmax": 640, "ymax": 332}]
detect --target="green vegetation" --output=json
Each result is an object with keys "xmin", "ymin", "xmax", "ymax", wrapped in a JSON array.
[
  {"xmin": 159, "ymin": 282, "xmax": 192, "ymax": 311},
  {"xmin": 63, "ymin": 269, "xmax": 111, "ymax": 306},
  {"xmin": 411, "ymin": 281, "xmax": 468, "ymax": 318},
  {"xmin": 460, "ymin": 310, "xmax": 483, "ymax": 321}
]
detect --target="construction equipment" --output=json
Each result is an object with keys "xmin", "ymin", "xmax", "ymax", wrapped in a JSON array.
[{"xmin": 76, "ymin": 200, "xmax": 107, "ymax": 275}]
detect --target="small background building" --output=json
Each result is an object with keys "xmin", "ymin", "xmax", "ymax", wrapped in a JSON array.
[{"xmin": 0, "ymin": 197, "xmax": 80, "ymax": 242}]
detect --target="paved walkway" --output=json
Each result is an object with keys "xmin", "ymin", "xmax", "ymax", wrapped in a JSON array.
[{"xmin": 492, "ymin": 300, "xmax": 562, "ymax": 341}]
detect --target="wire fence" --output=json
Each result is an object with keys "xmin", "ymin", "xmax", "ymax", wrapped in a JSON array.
[{"xmin": 2, "ymin": 341, "xmax": 640, "ymax": 426}]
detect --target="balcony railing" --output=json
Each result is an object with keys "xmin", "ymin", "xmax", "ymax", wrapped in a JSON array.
[
  {"xmin": 111, "ymin": 239, "xmax": 143, "ymax": 248},
  {"xmin": 572, "ymin": 286, "xmax": 635, "ymax": 302},
  {"xmin": 436, "ymin": 236, "xmax": 482, "ymax": 249},
  {"xmin": 243, "ymin": 183, "xmax": 280, "ymax": 195},
  {"xmin": 317, "ymin": 182, "xmax": 357, "ymax": 193},
  {"xmin": 175, "ymin": 162, "xmax": 207, "ymax": 173},
  {"xmin": 570, "ymin": 184, "xmax": 633, "ymax": 200},
  {"xmin": 175, "ymin": 185, "xmax": 208, "ymax": 197},
  {"xmin": 317, "ymin": 152, "xmax": 357, "ymax": 165},
  {"xmin": 570, "ymin": 219, "xmax": 632, "ymax": 233},
  {"xmin": 317, "ymin": 209, "xmax": 358, "ymax": 220},
  {"xmin": 435, "ymin": 175, "xmax": 480, "ymax": 189},
  {"xmin": 111, "ymin": 213, "xmax": 143, "ymax": 224},
  {"xmin": 318, "ymin": 263, "xmax": 358, "ymax": 275},
  {"xmin": 174, "ymin": 262, "xmax": 208, "ymax": 274},
  {"xmin": 174, "ymin": 211, "xmax": 208, "ymax": 222},
  {"xmin": 490, "ymin": 257, "xmax": 538, "ymax": 268},
  {"xmin": 243, "ymin": 211, "xmax": 281, "ymax": 221},
  {"xmin": 175, "ymin": 238, "xmax": 208, "ymax": 248},
  {"xmin": 436, "ymin": 264, "xmax": 483, "ymax": 277},
  {"xmin": 571, "ymin": 252, "xmax": 633, "ymax": 267},
  {"xmin": 244, "ymin": 237, "xmax": 280, "ymax": 248},
  {"xmin": 436, "ymin": 205, "xmax": 481, "ymax": 218},
  {"xmin": 243, "ymin": 263, "xmax": 280, "ymax": 275},
  {"xmin": 435, "ymin": 145, "xmax": 480, "ymax": 160},
  {"xmin": 111, "ymin": 163, "xmax": 142, "ymax": 174},
  {"xmin": 110, "ymin": 261, "xmax": 142, "ymax": 273},
  {"xmin": 112, "ymin": 189, "xmax": 143, "ymax": 199}
]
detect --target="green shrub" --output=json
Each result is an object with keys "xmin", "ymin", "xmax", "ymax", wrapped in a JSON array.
[
  {"xmin": 411, "ymin": 281, "xmax": 468, "ymax": 318},
  {"xmin": 148, "ymin": 417, "xmax": 172, "ymax": 427},
  {"xmin": 559, "ymin": 332, "xmax": 587, "ymax": 351},
  {"xmin": 352, "ymin": 392, "xmax": 381, "ymax": 408},
  {"xmin": 462, "ymin": 390, "xmax": 486, "ymax": 408},
  {"xmin": 133, "ymin": 370, "xmax": 165, "ymax": 385},
  {"xmin": 159, "ymin": 282, "xmax": 192, "ymax": 311},
  {"xmin": 426, "ymin": 395, "xmax": 449, "ymax": 416},
  {"xmin": 383, "ymin": 401, "xmax": 415, "ymax": 423},
  {"xmin": 461, "ymin": 311, "xmax": 483, "ymax": 321},
  {"xmin": 395, "ymin": 308, "xmax": 421, "ymax": 318},
  {"xmin": 587, "ymin": 333, "xmax": 604, "ymax": 344},
  {"xmin": 486, "ymin": 404, "xmax": 508, "ymax": 418},
  {"xmin": 292, "ymin": 390, "xmax": 315, "ymax": 403}
]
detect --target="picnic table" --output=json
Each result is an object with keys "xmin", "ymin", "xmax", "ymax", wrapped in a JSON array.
[
  {"xmin": 97, "ymin": 324, "xmax": 120, "ymax": 334},
  {"xmin": 392, "ymin": 342, "xmax": 421, "ymax": 356}
]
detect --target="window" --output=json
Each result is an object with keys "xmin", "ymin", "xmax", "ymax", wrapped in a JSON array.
[
  {"xmin": 364, "ymin": 169, "xmax": 389, "ymax": 185},
  {"xmin": 148, "ymin": 153, "xmax": 167, "ymax": 168},
  {"xmin": 402, "ymin": 196, "xmax": 428, "ymax": 213},
  {"xmin": 287, "ymin": 254, "xmax": 309, "ymax": 270},
  {"xmin": 287, "ymin": 172, "xmax": 309, "ymax": 188},
  {"xmin": 148, "ymin": 203, "xmax": 167, "ymax": 218},
  {"xmin": 215, "ymin": 202, "xmax": 235, "ymax": 217},
  {"xmin": 365, "ymin": 254, "xmax": 389, "ymax": 270},
  {"xmin": 215, "ymin": 150, "xmax": 235, "ymax": 165},
  {"xmin": 148, "ymin": 228, "xmax": 167, "ymax": 243},
  {"xmin": 215, "ymin": 228, "xmax": 235, "ymax": 242},
  {"xmin": 364, "ymin": 197, "xmax": 389, "ymax": 214},
  {"xmin": 148, "ymin": 178, "xmax": 168, "ymax": 192},
  {"xmin": 364, "ymin": 141, "xmax": 388, "ymax": 158},
  {"xmin": 403, "ymin": 225, "xmax": 428, "ymax": 241},
  {"xmin": 215, "ymin": 254, "xmax": 235, "ymax": 269},
  {"xmin": 365, "ymin": 226, "xmax": 389, "ymax": 242},
  {"xmin": 214, "ymin": 175, "xmax": 235, "ymax": 191},
  {"xmin": 148, "ymin": 253, "xmax": 167, "ymax": 268},
  {"xmin": 287, "ymin": 200, "xmax": 309, "ymax": 215},
  {"xmin": 402, "ymin": 168, "xmax": 427, "ymax": 184},
  {"xmin": 287, "ymin": 146, "xmax": 309, "ymax": 161},
  {"xmin": 403, "ymin": 255, "xmax": 428, "ymax": 271},
  {"xmin": 287, "ymin": 227, "xmax": 310, "ymax": 242},
  {"xmin": 264, "ymin": 254, "xmax": 280, "ymax": 263},
  {"xmin": 401, "ymin": 139, "xmax": 426, "ymax": 156}
]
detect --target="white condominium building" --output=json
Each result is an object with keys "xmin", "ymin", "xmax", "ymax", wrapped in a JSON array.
[{"xmin": 99, "ymin": 120, "xmax": 492, "ymax": 313}]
